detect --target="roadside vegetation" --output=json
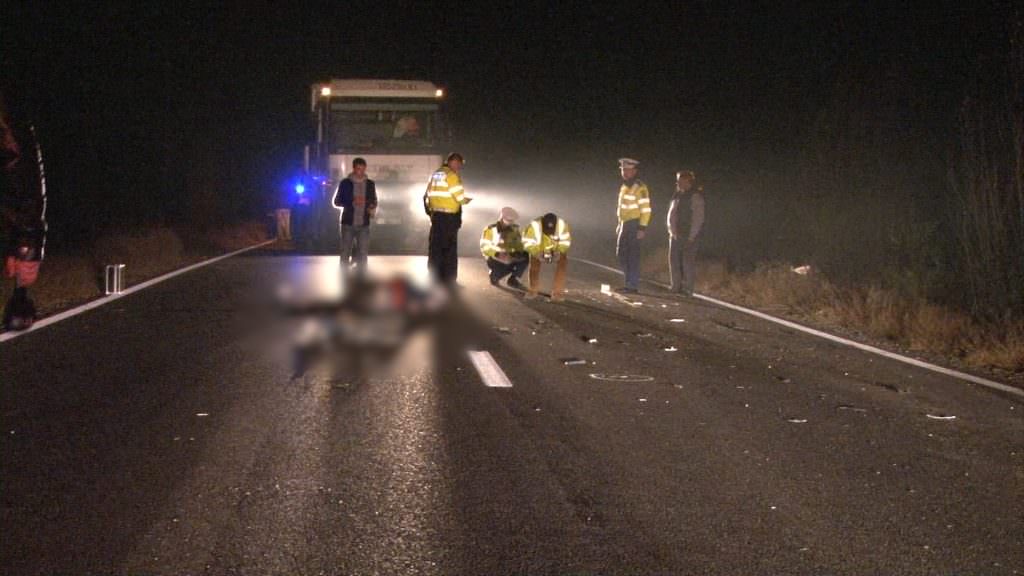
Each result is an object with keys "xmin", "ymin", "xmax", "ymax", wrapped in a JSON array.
[
  {"xmin": 642, "ymin": 252, "xmax": 1023, "ymax": 375},
  {"xmin": 1, "ymin": 222, "xmax": 269, "ymax": 316},
  {"xmin": 642, "ymin": 13, "xmax": 1023, "ymax": 378}
]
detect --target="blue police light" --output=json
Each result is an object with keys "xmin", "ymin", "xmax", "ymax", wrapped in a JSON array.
[{"xmin": 294, "ymin": 183, "xmax": 305, "ymax": 195}]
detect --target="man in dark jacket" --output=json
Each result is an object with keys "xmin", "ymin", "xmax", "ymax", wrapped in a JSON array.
[
  {"xmin": 1, "ymin": 89, "xmax": 47, "ymax": 330},
  {"xmin": 332, "ymin": 157, "xmax": 377, "ymax": 277},
  {"xmin": 666, "ymin": 170, "xmax": 705, "ymax": 295}
]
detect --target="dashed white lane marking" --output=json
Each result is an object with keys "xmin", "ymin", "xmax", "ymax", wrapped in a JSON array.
[
  {"xmin": 467, "ymin": 350, "xmax": 513, "ymax": 388},
  {"xmin": 0, "ymin": 239, "xmax": 277, "ymax": 344},
  {"xmin": 574, "ymin": 257, "xmax": 1023, "ymax": 399}
]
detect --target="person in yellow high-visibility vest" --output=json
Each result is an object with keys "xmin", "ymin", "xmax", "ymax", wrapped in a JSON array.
[
  {"xmin": 522, "ymin": 213, "xmax": 571, "ymax": 301},
  {"xmin": 479, "ymin": 207, "xmax": 528, "ymax": 289},
  {"xmin": 615, "ymin": 157, "xmax": 651, "ymax": 293},
  {"xmin": 423, "ymin": 152, "xmax": 471, "ymax": 287}
]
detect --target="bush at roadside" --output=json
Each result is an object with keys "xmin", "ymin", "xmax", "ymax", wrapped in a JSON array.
[
  {"xmin": 1, "ymin": 222, "xmax": 268, "ymax": 317},
  {"xmin": 643, "ymin": 246, "xmax": 1022, "ymax": 373}
]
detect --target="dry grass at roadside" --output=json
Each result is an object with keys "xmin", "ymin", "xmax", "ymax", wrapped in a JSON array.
[
  {"xmin": 642, "ymin": 245, "xmax": 1024, "ymax": 374},
  {"xmin": 1, "ymin": 221, "xmax": 269, "ymax": 316},
  {"xmin": 94, "ymin": 227, "xmax": 186, "ymax": 287}
]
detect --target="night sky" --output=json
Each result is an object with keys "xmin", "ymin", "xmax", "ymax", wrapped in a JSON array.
[{"xmin": 2, "ymin": 1, "xmax": 1013, "ymax": 251}]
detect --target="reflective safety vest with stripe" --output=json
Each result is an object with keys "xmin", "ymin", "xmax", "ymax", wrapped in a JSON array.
[
  {"xmin": 479, "ymin": 222, "xmax": 525, "ymax": 258},
  {"xmin": 522, "ymin": 217, "xmax": 571, "ymax": 256},
  {"xmin": 424, "ymin": 165, "xmax": 469, "ymax": 213},
  {"xmin": 617, "ymin": 179, "xmax": 652, "ymax": 226}
]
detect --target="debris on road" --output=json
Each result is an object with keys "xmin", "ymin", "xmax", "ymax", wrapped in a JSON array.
[
  {"xmin": 714, "ymin": 319, "xmax": 751, "ymax": 332},
  {"xmin": 600, "ymin": 283, "xmax": 611, "ymax": 294},
  {"xmin": 195, "ymin": 413, "xmax": 209, "ymax": 417},
  {"xmin": 580, "ymin": 335, "xmax": 598, "ymax": 343},
  {"xmin": 787, "ymin": 418, "xmax": 808, "ymax": 423},
  {"xmin": 562, "ymin": 357, "xmax": 588, "ymax": 366},
  {"xmin": 496, "ymin": 326, "xmax": 512, "ymax": 334},
  {"xmin": 633, "ymin": 331, "xmax": 654, "ymax": 338},
  {"xmin": 638, "ymin": 398, "xmax": 648, "ymax": 402},
  {"xmin": 773, "ymin": 375, "xmax": 792, "ymax": 383},
  {"xmin": 589, "ymin": 373, "xmax": 655, "ymax": 382},
  {"xmin": 926, "ymin": 413, "xmax": 957, "ymax": 421},
  {"xmin": 669, "ymin": 318, "xmax": 686, "ymax": 323},
  {"xmin": 837, "ymin": 404, "xmax": 868, "ymax": 413},
  {"xmin": 663, "ymin": 346, "xmax": 678, "ymax": 352}
]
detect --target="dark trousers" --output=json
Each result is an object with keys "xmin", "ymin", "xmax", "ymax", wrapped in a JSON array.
[
  {"xmin": 669, "ymin": 235, "xmax": 699, "ymax": 293},
  {"xmin": 428, "ymin": 212, "xmax": 461, "ymax": 284},
  {"xmin": 616, "ymin": 219, "xmax": 643, "ymax": 290},
  {"xmin": 486, "ymin": 255, "xmax": 528, "ymax": 283}
]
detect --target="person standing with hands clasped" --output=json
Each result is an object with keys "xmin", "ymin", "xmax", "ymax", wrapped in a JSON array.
[
  {"xmin": 614, "ymin": 157, "xmax": 651, "ymax": 294},
  {"xmin": 332, "ymin": 157, "xmax": 378, "ymax": 278},
  {"xmin": 666, "ymin": 170, "xmax": 705, "ymax": 296}
]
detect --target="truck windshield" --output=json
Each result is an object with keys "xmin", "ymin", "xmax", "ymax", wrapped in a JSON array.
[{"xmin": 328, "ymin": 101, "xmax": 441, "ymax": 152}]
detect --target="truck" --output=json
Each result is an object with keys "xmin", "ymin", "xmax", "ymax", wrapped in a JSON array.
[{"xmin": 305, "ymin": 79, "xmax": 449, "ymax": 251}]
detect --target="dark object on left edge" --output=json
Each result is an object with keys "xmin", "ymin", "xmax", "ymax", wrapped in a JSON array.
[{"xmin": 1, "ymin": 87, "xmax": 48, "ymax": 330}]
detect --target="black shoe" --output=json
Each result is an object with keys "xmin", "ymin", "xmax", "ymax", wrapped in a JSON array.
[
  {"xmin": 506, "ymin": 276, "xmax": 525, "ymax": 290},
  {"xmin": 489, "ymin": 276, "xmax": 500, "ymax": 286},
  {"xmin": 2, "ymin": 288, "xmax": 36, "ymax": 331}
]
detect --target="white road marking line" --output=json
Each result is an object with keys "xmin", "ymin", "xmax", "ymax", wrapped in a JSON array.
[
  {"xmin": 0, "ymin": 239, "xmax": 277, "ymax": 344},
  {"xmin": 467, "ymin": 350, "xmax": 513, "ymax": 388},
  {"xmin": 574, "ymin": 257, "xmax": 1023, "ymax": 399},
  {"xmin": 576, "ymin": 258, "xmax": 623, "ymax": 276}
]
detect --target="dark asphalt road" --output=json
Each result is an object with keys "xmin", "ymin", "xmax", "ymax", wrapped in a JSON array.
[{"xmin": 2, "ymin": 252, "xmax": 1021, "ymax": 575}]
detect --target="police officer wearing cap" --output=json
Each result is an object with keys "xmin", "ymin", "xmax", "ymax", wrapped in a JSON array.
[
  {"xmin": 522, "ymin": 212, "xmax": 571, "ymax": 301},
  {"xmin": 479, "ymin": 207, "xmax": 528, "ymax": 289},
  {"xmin": 615, "ymin": 157, "xmax": 651, "ymax": 293},
  {"xmin": 423, "ymin": 152, "xmax": 471, "ymax": 286}
]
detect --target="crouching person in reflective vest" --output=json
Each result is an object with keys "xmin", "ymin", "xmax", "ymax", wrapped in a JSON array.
[
  {"xmin": 480, "ymin": 207, "xmax": 529, "ymax": 289},
  {"xmin": 522, "ymin": 213, "xmax": 571, "ymax": 301}
]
